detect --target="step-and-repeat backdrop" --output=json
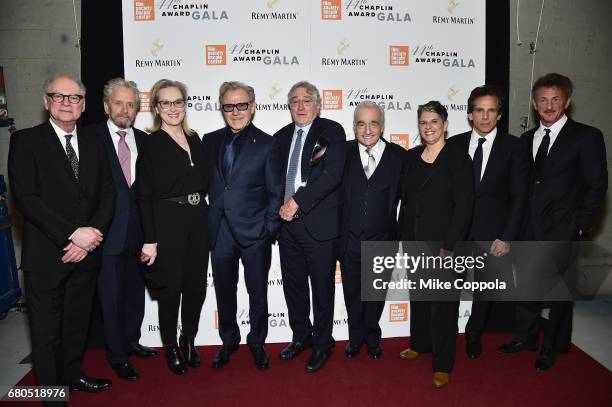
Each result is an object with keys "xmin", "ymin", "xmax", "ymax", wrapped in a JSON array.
[{"xmin": 123, "ymin": 0, "xmax": 485, "ymax": 346}]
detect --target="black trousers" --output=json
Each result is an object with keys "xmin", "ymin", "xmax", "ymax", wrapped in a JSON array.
[
  {"xmin": 25, "ymin": 267, "xmax": 97, "ymax": 386},
  {"xmin": 279, "ymin": 218, "xmax": 336, "ymax": 351},
  {"xmin": 212, "ymin": 217, "xmax": 271, "ymax": 346},
  {"xmin": 153, "ymin": 201, "xmax": 208, "ymax": 345},
  {"xmin": 340, "ymin": 233, "xmax": 387, "ymax": 348},
  {"xmin": 98, "ymin": 252, "xmax": 146, "ymax": 363},
  {"xmin": 410, "ymin": 301, "xmax": 459, "ymax": 373}
]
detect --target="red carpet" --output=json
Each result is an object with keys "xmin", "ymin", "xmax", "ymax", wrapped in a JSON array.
[{"xmin": 13, "ymin": 334, "xmax": 612, "ymax": 407}]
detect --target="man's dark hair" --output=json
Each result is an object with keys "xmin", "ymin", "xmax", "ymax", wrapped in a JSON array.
[
  {"xmin": 467, "ymin": 84, "xmax": 503, "ymax": 114},
  {"xmin": 531, "ymin": 73, "xmax": 573, "ymax": 99}
]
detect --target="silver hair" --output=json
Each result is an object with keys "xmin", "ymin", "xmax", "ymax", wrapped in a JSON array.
[
  {"xmin": 287, "ymin": 81, "xmax": 321, "ymax": 106},
  {"xmin": 218, "ymin": 81, "xmax": 255, "ymax": 105},
  {"xmin": 43, "ymin": 73, "xmax": 86, "ymax": 95},
  {"xmin": 103, "ymin": 77, "xmax": 141, "ymax": 110},
  {"xmin": 353, "ymin": 100, "xmax": 385, "ymax": 130}
]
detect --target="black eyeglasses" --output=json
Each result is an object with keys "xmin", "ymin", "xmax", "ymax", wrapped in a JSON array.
[
  {"xmin": 221, "ymin": 102, "xmax": 251, "ymax": 112},
  {"xmin": 46, "ymin": 93, "xmax": 84, "ymax": 104}
]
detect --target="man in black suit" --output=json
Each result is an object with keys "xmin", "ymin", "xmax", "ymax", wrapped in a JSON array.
[
  {"xmin": 449, "ymin": 85, "xmax": 528, "ymax": 358},
  {"xmin": 8, "ymin": 74, "xmax": 116, "ymax": 396},
  {"xmin": 206, "ymin": 81, "xmax": 282, "ymax": 370},
  {"xmin": 87, "ymin": 78, "xmax": 157, "ymax": 382},
  {"xmin": 275, "ymin": 81, "xmax": 347, "ymax": 372},
  {"xmin": 498, "ymin": 73, "xmax": 607, "ymax": 371},
  {"xmin": 340, "ymin": 101, "xmax": 407, "ymax": 360}
]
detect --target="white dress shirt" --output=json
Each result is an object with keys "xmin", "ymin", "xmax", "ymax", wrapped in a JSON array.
[
  {"xmin": 358, "ymin": 138, "xmax": 386, "ymax": 175},
  {"xmin": 468, "ymin": 127, "xmax": 497, "ymax": 180},
  {"xmin": 49, "ymin": 119, "xmax": 79, "ymax": 159},
  {"xmin": 532, "ymin": 115, "xmax": 568, "ymax": 159},
  {"xmin": 107, "ymin": 119, "xmax": 138, "ymax": 185},
  {"xmin": 287, "ymin": 122, "xmax": 314, "ymax": 192}
]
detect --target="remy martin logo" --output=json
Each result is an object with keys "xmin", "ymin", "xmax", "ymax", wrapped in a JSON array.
[
  {"xmin": 269, "ymin": 84, "xmax": 282, "ymax": 100},
  {"xmin": 267, "ymin": 0, "xmax": 279, "ymax": 8},
  {"xmin": 337, "ymin": 40, "xmax": 350, "ymax": 55},
  {"xmin": 447, "ymin": 85, "xmax": 459, "ymax": 101},
  {"xmin": 448, "ymin": 0, "xmax": 460, "ymax": 13},
  {"xmin": 150, "ymin": 40, "xmax": 164, "ymax": 57}
]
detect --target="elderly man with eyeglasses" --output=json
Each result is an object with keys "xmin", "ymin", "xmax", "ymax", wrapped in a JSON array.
[
  {"xmin": 203, "ymin": 81, "xmax": 282, "ymax": 370},
  {"xmin": 8, "ymin": 74, "xmax": 116, "ymax": 398}
]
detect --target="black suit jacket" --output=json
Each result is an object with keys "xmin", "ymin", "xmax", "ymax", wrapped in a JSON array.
[
  {"xmin": 274, "ymin": 116, "xmax": 347, "ymax": 241},
  {"xmin": 205, "ymin": 124, "xmax": 282, "ymax": 248},
  {"xmin": 398, "ymin": 141, "xmax": 474, "ymax": 251},
  {"xmin": 8, "ymin": 121, "xmax": 116, "ymax": 272},
  {"xmin": 449, "ymin": 131, "xmax": 528, "ymax": 241},
  {"xmin": 520, "ymin": 118, "xmax": 607, "ymax": 240},
  {"xmin": 339, "ymin": 139, "xmax": 407, "ymax": 255},
  {"xmin": 87, "ymin": 121, "xmax": 146, "ymax": 255}
]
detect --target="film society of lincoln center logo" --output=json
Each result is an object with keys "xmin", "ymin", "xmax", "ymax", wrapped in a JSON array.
[
  {"xmin": 206, "ymin": 45, "xmax": 227, "ymax": 65},
  {"xmin": 322, "ymin": 90, "xmax": 343, "ymax": 110},
  {"xmin": 134, "ymin": 0, "xmax": 154, "ymax": 21},
  {"xmin": 389, "ymin": 45, "xmax": 409, "ymax": 66},
  {"xmin": 389, "ymin": 303, "xmax": 409, "ymax": 322},
  {"xmin": 390, "ymin": 134, "xmax": 409, "ymax": 150}
]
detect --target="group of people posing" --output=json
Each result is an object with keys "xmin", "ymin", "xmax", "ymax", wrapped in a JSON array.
[{"xmin": 8, "ymin": 72, "xmax": 607, "ymax": 401}]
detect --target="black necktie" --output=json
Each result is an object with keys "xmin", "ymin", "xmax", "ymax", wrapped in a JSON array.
[
  {"xmin": 534, "ymin": 128, "xmax": 551, "ymax": 177},
  {"xmin": 473, "ymin": 137, "xmax": 486, "ymax": 190},
  {"xmin": 64, "ymin": 134, "xmax": 79, "ymax": 181},
  {"xmin": 223, "ymin": 134, "xmax": 238, "ymax": 180}
]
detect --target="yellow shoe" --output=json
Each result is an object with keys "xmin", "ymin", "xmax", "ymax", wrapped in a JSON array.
[
  {"xmin": 399, "ymin": 348, "xmax": 420, "ymax": 360},
  {"xmin": 433, "ymin": 372, "xmax": 449, "ymax": 389}
]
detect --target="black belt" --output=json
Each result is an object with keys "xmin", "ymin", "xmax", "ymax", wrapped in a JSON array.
[{"xmin": 164, "ymin": 192, "xmax": 202, "ymax": 205}]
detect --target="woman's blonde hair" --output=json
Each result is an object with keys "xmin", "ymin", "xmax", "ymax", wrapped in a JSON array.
[{"xmin": 147, "ymin": 79, "xmax": 194, "ymax": 136}]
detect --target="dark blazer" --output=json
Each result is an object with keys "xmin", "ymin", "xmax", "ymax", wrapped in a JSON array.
[
  {"xmin": 398, "ymin": 141, "xmax": 474, "ymax": 251},
  {"xmin": 87, "ymin": 122, "xmax": 146, "ymax": 255},
  {"xmin": 449, "ymin": 131, "xmax": 529, "ymax": 241},
  {"xmin": 274, "ymin": 116, "xmax": 347, "ymax": 241},
  {"xmin": 8, "ymin": 121, "xmax": 116, "ymax": 272},
  {"xmin": 520, "ymin": 118, "xmax": 607, "ymax": 240},
  {"xmin": 339, "ymin": 139, "xmax": 407, "ymax": 255},
  {"xmin": 205, "ymin": 124, "xmax": 282, "ymax": 248}
]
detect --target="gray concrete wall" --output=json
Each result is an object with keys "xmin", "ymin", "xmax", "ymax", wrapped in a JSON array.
[
  {"xmin": 509, "ymin": 0, "xmax": 612, "ymax": 245},
  {"xmin": 0, "ymin": 0, "xmax": 81, "ymax": 279}
]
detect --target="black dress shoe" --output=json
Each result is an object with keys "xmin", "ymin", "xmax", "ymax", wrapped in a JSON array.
[
  {"xmin": 212, "ymin": 343, "xmax": 239, "ymax": 369},
  {"xmin": 280, "ymin": 341, "xmax": 309, "ymax": 360},
  {"xmin": 179, "ymin": 335, "xmax": 200, "ymax": 368},
  {"xmin": 250, "ymin": 345, "xmax": 270, "ymax": 370},
  {"xmin": 69, "ymin": 376, "xmax": 112, "ymax": 392},
  {"xmin": 497, "ymin": 337, "xmax": 538, "ymax": 354},
  {"xmin": 466, "ymin": 336, "xmax": 482, "ymax": 359},
  {"xmin": 131, "ymin": 343, "xmax": 158, "ymax": 358},
  {"xmin": 111, "ymin": 362, "xmax": 140, "ymax": 381},
  {"xmin": 367, "ymin": 344, "xmax": 383, "ymax": 359},
  {"xmin": 304, "ymin": 349, "xmax": 332, "ymax": 373},
  {"xmin": 164, "ymin": 344, "xmax": 187, "ymax": 376},
  {"xmin": 345, "ymin": 343, "xmax": 360, "ymax": 359},
  {"xmin": 535, "ymin": 347, "xmax": 557, "ymax": 371}
]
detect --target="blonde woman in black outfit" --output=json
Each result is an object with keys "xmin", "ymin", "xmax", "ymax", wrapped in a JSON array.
[
  {"xmin": 136, "ymin": 79, "xmax": 209, "ymax": 376},
  {"xmin": 397, "ymin": 101, "xmax": 473, "ymax": 389}
]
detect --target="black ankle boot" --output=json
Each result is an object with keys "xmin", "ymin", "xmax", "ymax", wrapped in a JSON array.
[
  {"xmin": 164, "ymin": 344, "xmax": 187, "ymax": 375},
  {"xmin": 179, "ymin": 335, "xmax": 201, "ymax": 368}
]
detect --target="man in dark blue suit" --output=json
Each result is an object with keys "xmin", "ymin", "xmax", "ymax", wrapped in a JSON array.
[
  {"xmin": 498, "ymin": 73, "xmax": 607, "ymax": 371},
  {"xmin": 340, "ymin": 101, "xmax": 407, "ymax": 360},
  {"xmin": 449, "ymin": 85, "xmax": 528, "ymax": 359},
  {"xmin": 88, "ymin": 78, "xmax": 156, "ymax": 381},
  {"xmin": 205, "ymin": 81, "xmax": 282, "ymax": 370},
  {"xmin": 275, "ymin": 81, "xmax": 347, "ymax": 372}
]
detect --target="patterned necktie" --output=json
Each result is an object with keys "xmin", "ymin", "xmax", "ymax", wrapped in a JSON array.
[
  {"xmin": 223, "ymin": 133, "xmax": 238, "ymax": 180},
  {"xmin": 284, "ymin": 129, "xmax": 304, "ymax": 202},
  {"xmin": 64, "ymin": 134, "xmax": 79, "ymax": 181},
  {"xmin": 534, "ymin": 128, "xmax": 551, "ymax": 177},
  {"xmin": 117, "ymin": 130, "xmax": 131, "ymax": 186},
  {"xmin": 472, "ymin": 137, "xmax": 486, "ymax": 190},
  {"xmin": 364, "ymin": 148, "xmax": 376, "ymax": 179}
]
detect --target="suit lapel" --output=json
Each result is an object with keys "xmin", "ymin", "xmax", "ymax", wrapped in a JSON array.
[
  {"xmin": 43, "ymin": 121, "xmax": 79, "ymax": 183},
  {"xmin": 478, "ymin": 133, "xmax": 502, "ymax": 187},
  {"xmin": 228, "ymin": 126, "xmax": 257, "ymax": 183},
  {"xmin": 301, "ymin": 117, "xmax": 322, "ymax": 179},
  {"xmin": 545, "ymin": 119, "xmax": 573, "ymax": 169},
  {"xmin": 101, "ymin": 124, "xmax": 129, "ymax": 188},
  {"xmin": 214, "ymin": 131, "xmax": 227, "ymax": 183}
]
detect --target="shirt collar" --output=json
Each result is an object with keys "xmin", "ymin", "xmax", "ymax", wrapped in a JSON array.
[
  {"xmin": 538, "ymin": 114, "xmax": 568, "ymax": 135},
  {"xmin": 294, "ymin": 121, "xmax": 313, "ymax": 137},
  {"xmin": 49, "ymin": 118, "xmax": 77, "ymax": 138},
  {"xmin": 358, "ymin": 138, "xmax": 384, "ymax": 154},
  {"xmin": 470, "ymin": 127, "xmax": 497, "ymax": 144},
  {"xmin": 107, "ymin": 119, "xmax": 133, "ymax": 137}
]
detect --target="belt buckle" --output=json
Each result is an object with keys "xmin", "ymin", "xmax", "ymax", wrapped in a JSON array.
[{"xmin": 187, "ymin": 192, "xmax": 201, "ymax": 206}]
